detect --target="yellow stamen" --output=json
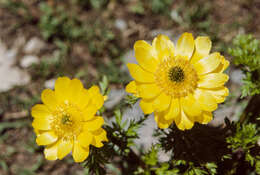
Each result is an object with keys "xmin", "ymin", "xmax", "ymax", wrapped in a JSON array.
[
  {"xmin": 155, "ymin": 56, "xmax": 198, "ymax": 98},
  {"xmin": 51, "ymin": 103, "xmax": 83, "ymax": 140}
]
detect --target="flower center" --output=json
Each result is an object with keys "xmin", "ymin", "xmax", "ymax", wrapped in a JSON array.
[
  {"xmin": 155, "ymin": 56, "xmax": 198, "ymax": 98},
  {"xmin": 61, "ymin": 114, "xmax": 72, "ymax": 125},
  {"xmin": 51, "ymin": 103, "xmax": 83, "ymax": 140},
  {"xmin": 168, "ymin": 66, "xmax": 185, "ymax": 83}
]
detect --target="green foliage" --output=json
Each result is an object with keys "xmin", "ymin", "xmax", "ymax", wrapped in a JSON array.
[
  {"xmin": 30, "ymin": 41, "xmax": 69, "ymax": 80},
  {"xmin": 226, "ymin": 123, "xmax": 259, "ymax": 151},
  {"xmin": 0, "ymin": 120, "xmax": 29, "ymax": 133},
  {"xmin": 136, "ymin": 146, "xmax": 218, "ymax": 175},
  {"xmin": 98, "ymin": 60, "xmax": 130, "ymax": 83},
  {"xmin": 125, "ymin": 95, "xmax": 139, "ymax": 106},
  {"xmin": 149, "ymin": 0, "xmax": 173, "ymax": 15},
  {"xmin": 230, "ymin": 35, "xmax": 260, "ymax": 70},
  {"xmin": 110, "ymin": 109, "xmax": 145, "ymax": 151},
  {"xmin": 228, "ymin": 34, "xmax": 260, "ymax": 97},
  {"xmin": 218, "ymin": 122, "xmax": 260, "ymax": 175},
  {"xmin": 174, "ymin": 1, "xmax": 217, "ymax": 41},
  {"xmin": 0, "ymin": 0, "xmax": 32, "ymax": 21},
  {"xmin": 99, "ymin": 75, "xmax": 109, "ymax": 96},
  {"xmin": 226, "ymin": 123, "xmax": 259, "ymax": 167},
  {"xmin": 129, "ymin": 2, "xmax": 145, "ymax": 15},
  {"xmin": 83, "ymin": 21, "xmax": 119, "ymax": 56},
  {"xmin": 74, "ymin": 0, "xmax": 108, "ymax": 9},
  {"xmin": 83, "ymin": 146, "xmax": 111, "ymax": 175},
  {"xmin": 39, "ymin": 2, "xmax": 121, "ymax": 57},
  {"xmin": 38, "ymin": 2, "xmax": 85, "ymax": 41}
]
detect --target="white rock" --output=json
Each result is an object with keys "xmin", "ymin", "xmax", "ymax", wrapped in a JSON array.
[
  {"xmin": 122, "ymin": 102, "xmax": 158, "ymax": 150},
  {"xmin": 23, "ymin": 37, "xmax": 45, "ymax": 54},
  {"xmin": 20, "ymin": 55, "xmax": 39, "ymax": 68},
  {"xmin": 14, "ymin": 36, "xmax": 26, "ymax": 49},
  {"xmin": 115, "ymin": 19, "xmax": 127, "ymax": 31},
  {"xmin": 230, "ymin": 69, "xmax": 244, "ymax": 85},
  {"xmin": 104, "ymin": 89, "xmax": 126, "ymax": 109},
  {"xmin": 170, "ymin": 10, "xmax": 182, "ymax": 24},
  {"xmin": 0, "ymin": 41, "xmax": 30, "ymax": 92},
  {"xmin": 44, "ymin": 79, "xmax": 56, "ymax": 89},
  {"xmin": 121, "ymin": 50, "xmax": 136, "ymax": 73}
]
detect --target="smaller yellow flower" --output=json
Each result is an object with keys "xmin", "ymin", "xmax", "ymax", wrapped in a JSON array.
[{"xmin": 31, "ymin": 77, "xmax": 108, "ymax": 162}]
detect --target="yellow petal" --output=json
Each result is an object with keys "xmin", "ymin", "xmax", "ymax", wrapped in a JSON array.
[
  {"xmin": 134, "ymin": 40, "xmax": 158, "ymax": 72},
  {"xmin": 36, "ymin": 131, "xmax": 58, "ymax": 145},
  {"xmin": 205, "ymin": 87, "xmax": 229, "ymax": 103},
  {"xmin": 41, "ymin": 89, "xmax": 58, "ymax": 111},
  {"xmin": 154, "ymin": 112, "xmax": 173, "ymax": 129},
  {"xmin": 67, "ymin": 78, "xmax": 84, "ymax": 102},
  {"xmin": 193, "ymin": 52, "xmax": 221, "ymax": 75},
  {"xmin": 191, "ymin": 36, "xmax": 212, "ymax": 64},
  {"xmin": 181, "ymin": 94, "xmax": 202, "ymax": 117},
  {"xmin": 54, "ymin": 77, "xmax": 71, "ymax": 103},
  {"xmin": 201, "ymin": 111, "xmax": 213, "ymax": 124},
  {"xmin": 164, "ymin": 98, "xmax": 180, "ymax": 120},
  {"xmin": 32, "ymin": 117, "xmax": 52, "ymax": 130},
  {"xmin": 84, "ymin": 116, "xmax": 104, "ymax": 131},
  {"xmin": 82, "ymin": 106, "xmax": 97, "ymax": 121},
  {"xmin": 34, "ymin": 128, "xmax": 41, "ymax": 135},
  {"xmin": 57, "ymin": 139, "xmax": 73, "ymax": 160},
  {"xmin": 195, "ymin": 111, "xmax": 213, "ymax": 124},
  {"xmin": 73, "ymin": 140, "xmax": 89, "ymax": 163},
  {"xmin": 91, "ymin": 128, "xmax": 108, "ymax": 148},
  {"xmin": 78, "ymin": 131, "xmax": 93, "ymax": 147},
  {"xmin": 88, "ymin": 86, "xmax": 104, "ymax": 110},
  {"xmin": 31, "ymin": 104, "xmax": 51, "ymax": 118},
  {"xmin": 152, "ymin": 34, "xmax": 175, "ymax": 61},
  {"xmin": 140, "ymin": 99, "xmax": 154, "ymax": 114},
  {"xmin": 175, "ymin": 110, "xmax": 194, "ymax": 130},
  {"xmin": 136, "ymin": 83, "xmax": 161, "ymax": 99},
  {"xmin": 219, "ymin": 56, "xmax": 230, "ymax": 73},
  {"xmin": 76, "ymin": 89, "xmax": 91, "ymax": 110},
  {"xmin": 212, "ymin": 55, "xmax": 230, "ymax": 73},
  {"xmin": 194, "ymin": 89, "xmax": 217, "ymax": 112},
  {"xmin": 125, "ymin": 81, "xmax": 138, "ymax": 95},
  {"xmin": 44, "ymin": 141, "xmax": 59, "ymax": 160},
  {"xmin": 127, "ymin": 63, "xmax": 155, "ymax": 83},
  {"xmin": 153, "ymin": 92, "xmax": 171, "ymax": 112},
  {"xmin": 198, "ymin": 73, "xmax": 229, "ymax": 89},
  {"xmin": 176, "ymin": 32, "xmax": 195, "ymax": 59}
]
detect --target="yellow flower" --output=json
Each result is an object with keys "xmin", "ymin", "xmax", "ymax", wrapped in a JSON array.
[
  {"xmin": 126, "ymin": 33, "xmax": 229, "ymax": 130},
  {"xmin": 31, "ymin": 77, "xmax": 108, "ymax": 162}
]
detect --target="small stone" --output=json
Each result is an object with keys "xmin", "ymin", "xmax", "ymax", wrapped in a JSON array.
[
  {"xmin": 20, "ymin": 55, "xmax": 39, "ymax": 68},
  {"xmin": 122, "ymin": 102, "xmax": 158, "ymax": 151},
  {"xmin": 0, "ymin": 41, "xmax": 30, "ymax": 92},
  {"xmin": 210, "ymin": 105, "xmax": 235, "ymax": 127},
  {"xmin": 104, "ymin": 89, "xmax": 126, "ymax": 109},
  {"xmin": 230, "ymin": 69, "xmax": 244, "ymax": 85},
  {"xmin": 23, "ymin": 37, "xmax": 45, "ymax": 54},
  {"xmin": 114, "ymin": 19, "xmax": 127, "ymax": 31},
  {"xmin": 44, "ymin": 79, "xmax": 56, "ymax": 89},
  {"xmin": 121, "ymin": 50, "xmax": 136, "ymax": 73},
  {"xmin": 170, "ymin": 10, "xmax": 182, "ymax": 24},
  {"xmin": 13, "ymin": 36, "xmax": 26, "ymax": 49}
]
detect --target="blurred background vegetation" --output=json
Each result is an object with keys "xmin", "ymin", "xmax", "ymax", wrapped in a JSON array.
[{"xmin": 0, "ymin": 0, "xmax": 259, "ymax": 174}]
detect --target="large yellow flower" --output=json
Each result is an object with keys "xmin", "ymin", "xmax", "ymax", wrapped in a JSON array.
[
  {"xmin": 126, "ymin": 33, "xmax": 229, "ymax": 130},
  {"xmin": 31, "ymin": 77, "xmax": 108, "ymax": 162}
]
